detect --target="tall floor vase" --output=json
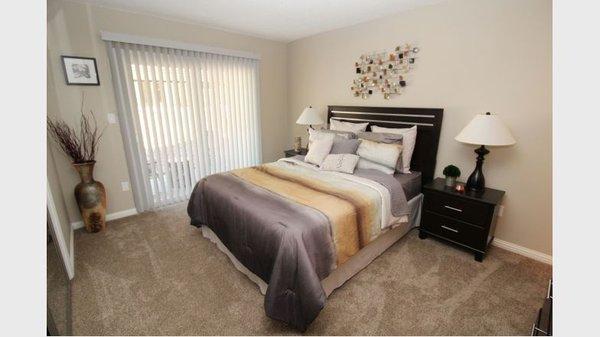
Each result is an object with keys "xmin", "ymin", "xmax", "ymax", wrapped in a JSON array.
[{"xmin": 73, "ymin": 161, "xmax": 107, "ymax": 233}]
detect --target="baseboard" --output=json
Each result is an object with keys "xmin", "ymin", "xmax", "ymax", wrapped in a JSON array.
[
  {"xmin": 71, "ymin": 208, "xmax": 138, "ymax": 230},
  {"xmin": 68, "ymin": 207, "xmax": 552, "ymax": 265},
  {"xmin": 491, "ymin": 238, "xmax": 552, "ymax": 265}
]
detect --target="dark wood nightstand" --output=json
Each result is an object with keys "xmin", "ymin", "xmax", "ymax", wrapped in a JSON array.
[
  {"xmin": 532, "ymin": 279, "xmax": 552, "ymax": 336},
  {"xmin": 419, "ymin": 178, "xmax": 505, "ymax": 262},
  {"xmin": 284, "ymin": 148, "xmax": 307, "ymax": 158}
]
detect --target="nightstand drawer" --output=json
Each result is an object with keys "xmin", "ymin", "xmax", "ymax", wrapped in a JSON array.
[
  {"xmin": 423, "ymin": 191, "xmax": 492, "ymax": 227},
  {"xmin": 421, "ymin": 211, "xmax": 486, "ymax": 250}
]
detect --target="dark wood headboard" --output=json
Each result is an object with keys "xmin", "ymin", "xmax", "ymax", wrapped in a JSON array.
[{"xmin": 327, "ymin": 105, "xmax": 444, "ymax": 184}]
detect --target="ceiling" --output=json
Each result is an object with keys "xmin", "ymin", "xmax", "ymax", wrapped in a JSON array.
[{"xmin": 76, "ymin": 0, "xmax": 445, "ymax": 42}]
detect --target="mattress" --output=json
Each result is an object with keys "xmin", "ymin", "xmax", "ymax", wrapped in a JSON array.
[{"xmin": 395, "ymin": 171, "xmax": 422, "ymax": 200}]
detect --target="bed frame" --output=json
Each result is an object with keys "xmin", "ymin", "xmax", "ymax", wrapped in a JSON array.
[{"xmin": 327, "ymin": 105, "xmax": 444, "ymax": 184}]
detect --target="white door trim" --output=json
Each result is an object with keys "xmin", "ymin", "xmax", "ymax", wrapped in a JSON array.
[{"xmin": 47, "ymin": 182, "xmax": 75, "ymax": 279}]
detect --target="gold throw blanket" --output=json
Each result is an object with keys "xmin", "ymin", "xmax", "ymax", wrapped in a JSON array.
[{"xmin": 232, "ymin": 163, "xmax": 379, "ymax": 265}]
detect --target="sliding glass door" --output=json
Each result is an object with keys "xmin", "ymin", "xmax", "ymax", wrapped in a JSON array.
[{"xmin": 107, "ymin": 41, "xmax": 261, "ymax": 211}]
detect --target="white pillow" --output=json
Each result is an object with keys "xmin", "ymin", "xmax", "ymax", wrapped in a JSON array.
[
  {"xmin": 308, "ymin": 128, "xmax": 336, "ymax": 148},
  {"xmin": 309, "ymin": 128, "xmax": 356, "ymax": 140},
  {"xmin": 330, "ymin": 119, "xmax": 369, "ymax": 134},
  {"xmin": 320, "ymin": 154, "xmax": 360, "ymax": 174},
  {"xmin": 356, "ymin": 139, "xmax": 402, "ymax": 169},
  {"xmin": 371, "ymin": 125, "xmax": 417, "ymax": 173},
  {"xmin": 356, "ymin": 158, "xmax": 395, "ymax": 174},
  {"xmin": 304, "ymin": 137, "xmax": 334, "ymax": 166}
]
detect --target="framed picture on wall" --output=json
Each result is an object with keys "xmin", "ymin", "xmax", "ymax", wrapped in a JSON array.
[{"xmin": 61, "ymin": 56, "xmax": 100, "ymax": 85}]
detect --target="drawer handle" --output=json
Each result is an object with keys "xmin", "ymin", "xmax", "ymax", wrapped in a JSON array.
[
  {"xmin": 444, "ymin": 205, "xmax": 463, "ymax": 212},
  {"xmin": 441, "ymin": 225, "xmax": 459, "ymax": 233}
]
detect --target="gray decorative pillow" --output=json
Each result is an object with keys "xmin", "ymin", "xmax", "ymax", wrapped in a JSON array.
[
  {"xmin": 320, "ymin": 154, "xmax": 360, "ymax": 174},
  {"xmin": 330, "ymin": 137, "xmax": 361, "ymax": 154},
  {"xmin": 357, "ymin": 132, "xmax": 404, "ymax": 173},
  {"xmin": 357, "ymin": 131, "xmax": 403, "ymax": 144}
]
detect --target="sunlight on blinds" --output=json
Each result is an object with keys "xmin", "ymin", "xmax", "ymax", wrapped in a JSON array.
[{"xmin": 107, "ymin": 41, "xmax": 261, "ymax": 210}]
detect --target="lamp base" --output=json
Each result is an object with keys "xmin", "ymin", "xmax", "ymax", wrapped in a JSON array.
[
  {"xmin": 293, "ymin": 136, "xmax": 302, "ymax": 152},
  {"xmin": 466, "ymin": 145, "xmax": 489, "ymax": 192}
]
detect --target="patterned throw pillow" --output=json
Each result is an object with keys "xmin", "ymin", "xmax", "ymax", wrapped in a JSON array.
[{"xmin": 320, "ymin": 154, "xmax": 360, "ymax": 174}]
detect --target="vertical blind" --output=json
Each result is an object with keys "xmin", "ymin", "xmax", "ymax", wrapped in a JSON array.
[{"xmin": 107, "ymin": 41, "xmax": 261, "ymax": 211}]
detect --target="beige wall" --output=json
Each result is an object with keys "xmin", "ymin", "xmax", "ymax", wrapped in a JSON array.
[
  {"xmin": 47, "ymin": 0, "xmax": 288, "ymax": 223},
  {"xmin": 47, "ymin": 0, "xmax": 551, "ymax": 256},
  {"xmin": 288, "ymin": 0, "xmax": 552, "ymax": 255}
]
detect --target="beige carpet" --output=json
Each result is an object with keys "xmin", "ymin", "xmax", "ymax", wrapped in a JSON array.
[{"xmin": 72, "ymin": 203, "xmax": 551, "ymax": 335}]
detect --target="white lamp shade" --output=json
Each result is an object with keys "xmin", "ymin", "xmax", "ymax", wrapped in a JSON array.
[
  {"xmin": 455, "ymin": 113, "xmax": 516, "ymax": 146},
  {"xmin": 296, "ymin": 106, "xmax": 324, "ymax": 125}
]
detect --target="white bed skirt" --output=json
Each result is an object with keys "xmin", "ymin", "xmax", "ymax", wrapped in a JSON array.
[
  {"xmin": 202, "ymin": 193, "xmax": 423, "ymax": 297},
  {"xmin": 202, "ymin": 224, "xmax": 269, "ymax": 294}
]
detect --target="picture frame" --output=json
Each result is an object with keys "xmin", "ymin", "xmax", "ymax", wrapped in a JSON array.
[{"xmin": 61, "ymin": 55, "xmax": 100, "ymax": 85}]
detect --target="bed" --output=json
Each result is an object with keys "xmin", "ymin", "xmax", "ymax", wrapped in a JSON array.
[{"xmin": 187, "ymin": 105, "xmax": 443, "ymax": 330}]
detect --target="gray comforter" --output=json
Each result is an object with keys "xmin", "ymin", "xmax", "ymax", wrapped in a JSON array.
[{"xmin": 187, "ymin": 159, "xmax": 408, "ymax": 330}]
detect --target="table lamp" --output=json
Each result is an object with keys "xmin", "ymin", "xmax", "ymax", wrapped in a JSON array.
[
  {"xmin": 455, "ymin": 112, "xmax": 516, "ymax": 192},
  {"xmin": 295, "ymin": 106, "xmax": 324, "ymax": 151},
  {"xmin": 296, "ymin": 106, "xmax": 324, "ymax": 130}
]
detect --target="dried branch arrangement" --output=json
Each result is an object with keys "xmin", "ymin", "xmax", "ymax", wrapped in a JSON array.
[{"xmin": 47, "ymin": 99, "xmax": 106, "ymax": 164}]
